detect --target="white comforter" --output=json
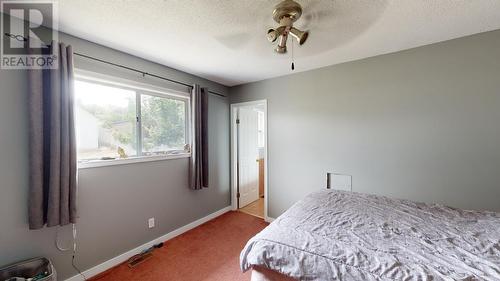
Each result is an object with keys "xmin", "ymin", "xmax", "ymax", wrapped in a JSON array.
[{"xmin": 240, "ymin": 190, "xmax": 500, "ymax": 281}]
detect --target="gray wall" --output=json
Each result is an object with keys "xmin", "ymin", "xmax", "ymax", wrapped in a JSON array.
[
  {"xmin": 0, "ymin": 27, "xmax": 230, "ymax": 279},
  {"xmin": 230, "ymin": 29, "xmax": 500, "ymax": 218}
]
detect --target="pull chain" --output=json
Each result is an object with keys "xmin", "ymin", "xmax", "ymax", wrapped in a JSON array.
[{"xmin": 291, "ymin": 39, "xmax": 295, "ymax": 71}]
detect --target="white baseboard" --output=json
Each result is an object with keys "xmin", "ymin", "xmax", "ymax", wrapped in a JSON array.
[
  {"xmin": 264, "ymin": 216, "xmax": 275, "ymax": 223},
  {"xmin": 66, "ymin": 206, "xmax": 232, "ymax": 281}
]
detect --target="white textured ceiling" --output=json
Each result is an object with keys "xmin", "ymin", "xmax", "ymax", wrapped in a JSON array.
[{"xmin": 52, "ymin": 1, "xmax": 500, "ymax": 86}]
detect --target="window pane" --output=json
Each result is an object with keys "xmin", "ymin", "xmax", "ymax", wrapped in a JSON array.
[
  {"xmin": 141, "ymin": 94, "xmax": 186, "ymax": 154},
  {"xmin": 75, "ymin": 80, "xmax": 137, "ymax": 160}
]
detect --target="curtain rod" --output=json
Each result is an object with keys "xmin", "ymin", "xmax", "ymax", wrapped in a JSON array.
[
  {"xmin": 74, "ymin": 52, "xmax": 226, "ymax": 98},
  {"xmin": 3, "ymin": 33, "xmax": 226, "ymax": 97}
]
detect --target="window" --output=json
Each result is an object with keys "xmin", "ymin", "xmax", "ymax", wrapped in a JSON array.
[
  {"xmin": 141, "ymin": 95, "xmax": 186, "ymax": 155},
  {"xmin": 74, "ymin": 74, "xmax": 189, "ymax": 163}
]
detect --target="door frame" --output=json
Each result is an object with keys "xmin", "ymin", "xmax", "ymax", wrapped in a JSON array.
[{"xmin": 230, "ymin": 100, "xmax": 270, "ymax": 222}]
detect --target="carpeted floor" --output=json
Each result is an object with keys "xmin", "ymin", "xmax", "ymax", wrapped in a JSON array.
[{"xmin": 90, "ymin": 211, "xmax": 268, "ymax": 281}]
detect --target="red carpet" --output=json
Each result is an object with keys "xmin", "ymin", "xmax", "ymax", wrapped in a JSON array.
[{"xmin": 90, "ymin": 211, "xmax": 268, "ymax": 281}]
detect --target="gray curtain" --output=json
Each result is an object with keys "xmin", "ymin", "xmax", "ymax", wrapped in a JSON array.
[
  {"xmin": 28, "ymin": 42, "xmax": 77, "ymax": 229},
  {"xmin": 189, "ymin": 84, "xmax": 209, "ymax": 189}
]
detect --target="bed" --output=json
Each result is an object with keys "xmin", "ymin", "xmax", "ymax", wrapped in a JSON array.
[{"xmin": 240, "ymin": 190, "xmax": 500, "ymax": 281}]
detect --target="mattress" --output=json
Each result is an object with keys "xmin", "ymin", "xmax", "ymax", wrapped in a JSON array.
[{"xmin": 240, "ymin": 190, "xmax": 500, "ymax": 281}]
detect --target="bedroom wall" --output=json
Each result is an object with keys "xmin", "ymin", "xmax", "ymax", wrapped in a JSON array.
[
  {"xmin": 230, "ymin": 29, "xmax": 500, "ymax": 218},
  {"xmin": 0, "ymin": 16, "xmax": 230, "ymax": 279}
]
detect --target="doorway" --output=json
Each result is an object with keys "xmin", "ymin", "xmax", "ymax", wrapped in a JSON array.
[{"xmin": 231, "ymin": 100, "xmax": 268, "ymax": 221}]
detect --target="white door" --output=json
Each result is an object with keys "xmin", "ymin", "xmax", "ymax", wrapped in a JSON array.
[{"xmin": 238, "ymin": 106, "xmax": 260, "ymax": 208}]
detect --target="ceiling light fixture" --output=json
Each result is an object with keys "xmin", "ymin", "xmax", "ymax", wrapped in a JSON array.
[{"xmin": 267, "ymin": 0, "xmax": 308, "ymax": 54}]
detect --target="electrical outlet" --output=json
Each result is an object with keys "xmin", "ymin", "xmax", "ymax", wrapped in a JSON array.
[{"xmin": 148, "ymin": 217, "xmax": 155, "ymax": 229}]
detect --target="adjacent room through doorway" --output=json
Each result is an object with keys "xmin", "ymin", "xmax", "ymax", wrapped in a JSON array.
[{"xmin": 231, "ymin": 101, "xmax": 267, "ymax": 220}]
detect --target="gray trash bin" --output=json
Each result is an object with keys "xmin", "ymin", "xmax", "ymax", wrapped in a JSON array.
[{"xmin": 0, "ymin": 258, "xmax": 56, "ymax": 281}]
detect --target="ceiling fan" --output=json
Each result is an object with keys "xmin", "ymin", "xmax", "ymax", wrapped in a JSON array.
[
  {"xmin": 266, "ymin": 0, "xmax": 309, "ymax": 54},
  {"xmin": 214, "ymin": 0, "xmax": 388, "ymax": 60}
]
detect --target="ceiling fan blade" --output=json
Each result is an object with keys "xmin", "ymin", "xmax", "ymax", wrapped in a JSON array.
[
  {"xmin": 292, "ymin": 0, "xmax": 389, "ymax": 55},
  {"xmin": 212, "ymin": 1, "xmax": 275, "ymax": 50},
  {"xmin": 215, "ymin": 33, "xmax": 253, "ymax": 50},
  {"xmin": 300, "ymin": 0, "xmax": 332, "ymax": 13}
]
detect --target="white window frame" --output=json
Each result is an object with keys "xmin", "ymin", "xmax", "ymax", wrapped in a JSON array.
[{"xmin": 74, "ymin": 69, "xmax": 191, "ymax": 169}]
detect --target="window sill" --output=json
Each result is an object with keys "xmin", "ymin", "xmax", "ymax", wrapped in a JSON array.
[{"xmin": 78, "ymin": 153, "xmax": 191, "ymax": 169}]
